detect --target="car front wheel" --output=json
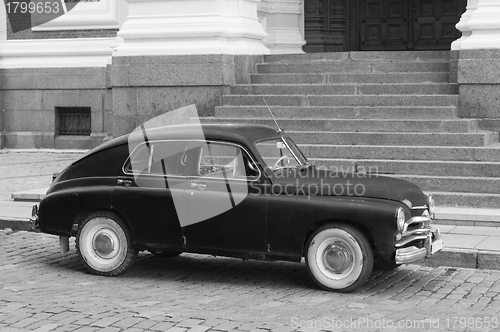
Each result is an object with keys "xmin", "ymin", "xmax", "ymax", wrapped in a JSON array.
[
  {"xmin": 305, "ymin": 224, "xmax": 374, "ymax": 292},
  {"xmin": 76, "ymin": 211, "xmax": 137, "ymax": 276}
]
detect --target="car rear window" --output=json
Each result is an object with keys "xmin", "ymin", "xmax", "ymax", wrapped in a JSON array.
[{"xmin": 125, "ymin": 141, "xmax": 189, "ymax": 176}]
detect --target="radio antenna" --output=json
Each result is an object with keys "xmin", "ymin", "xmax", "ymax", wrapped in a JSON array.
[{"xmin": 262, "ymin": 97, "xmax": 283, "ymax": 133}]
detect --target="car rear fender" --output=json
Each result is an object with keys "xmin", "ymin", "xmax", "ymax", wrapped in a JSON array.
[{"xmin": 39, "ymin": 186, "xmax": 114, "ymax": 237}]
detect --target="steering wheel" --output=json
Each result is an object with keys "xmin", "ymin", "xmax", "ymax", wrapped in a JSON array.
[{"xmin": 272, "ymin": 155, "xmax": 290, "ymax": 171}]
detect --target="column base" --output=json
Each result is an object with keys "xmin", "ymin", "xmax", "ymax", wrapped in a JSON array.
[
  {"xmin": 114, "ymin": 0, "xmax": 269, "ymax": 56},
  {"xmin": 111, "ymin": 55, "xmax": 238, "ymax": 137},
  {"xmin": 458, "ymin": 49, "xmax": 500, "ymax": 118},
  {"xmin": 267, "ymin": 28, "xmax": 305, "ymax": 54}
]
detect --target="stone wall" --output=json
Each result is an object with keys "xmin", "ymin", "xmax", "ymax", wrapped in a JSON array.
[
  {"xmin": 0, "ymin": 70, "xmax": 4, "ymax": 148},
  {"xmin": 1, "ymin": 67, "xmax": 111, "ymax": 149},
  {"xmin": 458, "ymin": 49, "xmax": 500, "ymax": 134},
  {"xmin": 0, "ymin": 55, "xmax": 264, "ymax": 149}
]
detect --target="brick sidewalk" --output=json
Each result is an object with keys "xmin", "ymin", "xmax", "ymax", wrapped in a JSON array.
[
  {"xmin": 0, "ymin": 150, "xmax": 84, "ymax": 202},
  {"xmin": 1, "ymin": 229, "xmax": 500, "ymax": 332}
]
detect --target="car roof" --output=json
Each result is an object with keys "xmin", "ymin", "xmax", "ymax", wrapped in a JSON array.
[{"xmin": 88, "ymin": 123, "xmax": 282, "ymax": 156}]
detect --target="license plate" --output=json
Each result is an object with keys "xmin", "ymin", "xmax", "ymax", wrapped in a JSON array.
[{"xmin": 431, "ymin": 238, "xmax": 443, "ymax": 254}]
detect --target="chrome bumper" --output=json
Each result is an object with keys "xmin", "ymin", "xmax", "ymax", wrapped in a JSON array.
[{"xmin": 395, "ymin": 228, "xmax": 443, "ymax": 264}]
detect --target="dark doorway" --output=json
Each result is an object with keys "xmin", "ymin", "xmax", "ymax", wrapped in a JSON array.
[{"xmin": 303, "ymin": 0, "xmax": 466, "ymax": 52}]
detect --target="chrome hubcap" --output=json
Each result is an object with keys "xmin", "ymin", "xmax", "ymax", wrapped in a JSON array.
[
  {"xmin": 93, "ymin": 232, "xmax": 115, "ymax": 258},
  {"xmin": 323, "ymin": 242, "xmax": 353, "ymax": 274}
]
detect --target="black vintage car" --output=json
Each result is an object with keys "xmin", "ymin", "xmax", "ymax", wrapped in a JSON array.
[{"xmin": 33, "ymin": 122, "xmax": 442, "ymax": 292}]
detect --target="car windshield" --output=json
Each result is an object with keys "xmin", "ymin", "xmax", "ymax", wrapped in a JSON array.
[{"xmin": 256, "ymin": 136, "xmax": 308, "ymax": 171}]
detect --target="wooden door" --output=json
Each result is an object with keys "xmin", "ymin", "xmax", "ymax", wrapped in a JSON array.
[
  {"xmin": 357, "ymin": 0, "xmax": 465, "ymax": 51},
  {"xmin": 413, "ymin": 0, "xmax": 466, "ymax": 50},
  {"xmin": 360, "ymin": 0, "xmax": 408, "ymax": 51}
]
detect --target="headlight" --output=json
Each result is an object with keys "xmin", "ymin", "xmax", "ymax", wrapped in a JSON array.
[
  {"xmin": 396, "ymin": 207, "xmax": 406, "ymax": 231},
  {"xmin": 427, "ymin": 194, "xmax": 436, "ymax": 214}
]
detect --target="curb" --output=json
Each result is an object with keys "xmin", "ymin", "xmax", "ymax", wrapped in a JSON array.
[
  {"xmin": 420, "ymin": 248, "xmax": 500, "ymax": 271},
  {"xmin": 0, "ymin": 217, "xmax": 33, "ymax": 232},
  {"xmin": 1, "ymin": 218, "xmax": 500, "ymax": 272}
]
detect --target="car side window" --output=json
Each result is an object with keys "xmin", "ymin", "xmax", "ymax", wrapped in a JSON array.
[
  {"xmin": 126, "ymin": 141, "xmax": 189, "ymax": 176},
  {"xmin": 198, "ymin": 142, "xmax": 259, "ymax": 180},
  {"xmin": 149, "ymin": 141, "xmax": 189, "ymax": 176}
]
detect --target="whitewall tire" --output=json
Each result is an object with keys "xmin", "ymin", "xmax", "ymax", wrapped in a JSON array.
[
  {"xmin": 305, "ymin": 224, "xmax": 374, "ymax": 292},
  {"xmin": 76, "ymin": 211, "xmax": 137, "ymax": 276}
]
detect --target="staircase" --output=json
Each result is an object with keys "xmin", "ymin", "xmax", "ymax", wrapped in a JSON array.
[{"xmin": 206, "ymin": 51, "xmax": 500, "ymax": 211}]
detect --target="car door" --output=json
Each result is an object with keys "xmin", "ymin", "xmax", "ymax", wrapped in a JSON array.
[
  {"xmin": 183, "ymin": 141, "xmax": 269, "ymax": 256},
  {"xmin": 112, "ymin": 140, "xmax": 193, "ymax": 249}
]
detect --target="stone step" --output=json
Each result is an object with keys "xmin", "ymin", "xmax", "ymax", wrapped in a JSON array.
[
  {"xmin": 430, "ymin": 191, "xmax": 500, "ymax": 209},
  {"xmin": 250, "ymin": 72, "xmax": 450, "ymax": 84},
  {"xmin": 223, "ymin": 94, "xmax": 458, "ymax": 107},
  {"xmin": 256, "ymin": 61, "xmax": 449, "ymax": 74},
  {"xmin": 263, "ymin": 51, "xmax": 451, "ymax": 63},
  {"xmin": 396, "ymin": 174, "xmax": 500, "ymax": 195},
  {"xmin": 201, "ymin": 117, "xmax": 477, "ymax": 133},
  {"xmin": 308, "ymin": 158, "xmax": 500, "ymax": 178},
  {"xmin": 215, "ymin": 106, "xmax": 458, "ymax": 119},
  {"xmin": 286, "ymin": 131, "xmax": 498, "ymax": 147},
  {"xmin": 433, "ymin": 207, "xmax": 500, "ymax": 227},
  {"xmin": 230, "ymin": 83, "xmax": 458, "ymax": 95},
  {"xmin": 300, "ymin": 144, "xmax": 500, "ymax": 162}
]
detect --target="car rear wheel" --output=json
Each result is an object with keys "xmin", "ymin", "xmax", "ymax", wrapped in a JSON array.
[
  {"xmin": 76, "ymin": 211, "xmax": 137, "ymax": 276},
  {"xmin": 305, "ymin": 224, "xmax": 374, "ymax": 292}
]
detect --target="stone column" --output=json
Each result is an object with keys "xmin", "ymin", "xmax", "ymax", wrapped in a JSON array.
[
  {"xmin": 451, "ymin": 0, "xmax": 479, "ymax": 51},
  {"xmin": 0, "ymin": 1, "xmax": 6, "ymax": 40},
  {"xmin": 114, "ymin": 0, "xmax": 269, "ymax": 56},
  {"xmin": 460, "ymin": 0, "xmax": 500, "ymax": 50},
  {"xmin": 258, "ymin": 0, "xmax": 305, "ymax": 54},
  {"xmin": 449, "ymin": 0, "xmax": 479, "ymax": 83},
  {"xmin": 456, "ymin": 0, "xmax": 500, "ymax": 129},
  {"xmin": 111, "ymin": 0, "xmax": 269, "ymax": 137}
]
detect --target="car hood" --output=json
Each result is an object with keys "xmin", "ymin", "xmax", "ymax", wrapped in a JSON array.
[{"xmin": 270, "ymin": 167, "xmax": 427, "ymax": 206}]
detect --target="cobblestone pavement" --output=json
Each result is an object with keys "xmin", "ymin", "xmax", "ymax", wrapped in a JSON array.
[
  {"xmin": 0, "ymin": 150, "xmax": 83, "ymax": 201},
  {"xmin": 1, "ymin": 230, "xmax": 500, "ymax": 332}
]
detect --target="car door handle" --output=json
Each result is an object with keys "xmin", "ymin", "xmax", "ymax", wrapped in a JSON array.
[
  {"xmin": 117, "ymin": 179, "xmax": 133, "ymax": 187},
  {"xmin": 190, "ymin": 182, "xmax": 207, "ymax": 190}
]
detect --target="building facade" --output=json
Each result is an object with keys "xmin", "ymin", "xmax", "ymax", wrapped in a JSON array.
[{"xmin": 0, "ymin": 0, "xmax": 499, "ymax": 148}]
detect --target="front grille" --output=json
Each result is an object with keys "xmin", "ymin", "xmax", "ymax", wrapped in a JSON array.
[{"xmin": 396, "ymin": 215, "xmax": 432, "ymax": 249}]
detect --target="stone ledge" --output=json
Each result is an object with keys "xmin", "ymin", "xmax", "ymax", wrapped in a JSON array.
[
  {"xmin": 12, "ymin": 188, "xmax": 47, "ymax": 202},
  {"xmin": 0, "ymin": 218, "xmax": 33, "ymax": 232},
  {"xmin": 0, "ymin": 38, "xmax": 114, "ymax": 69},
  {"xmin": 1, "ymin": 67, "xmax": 108, "ymax": 90}
]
